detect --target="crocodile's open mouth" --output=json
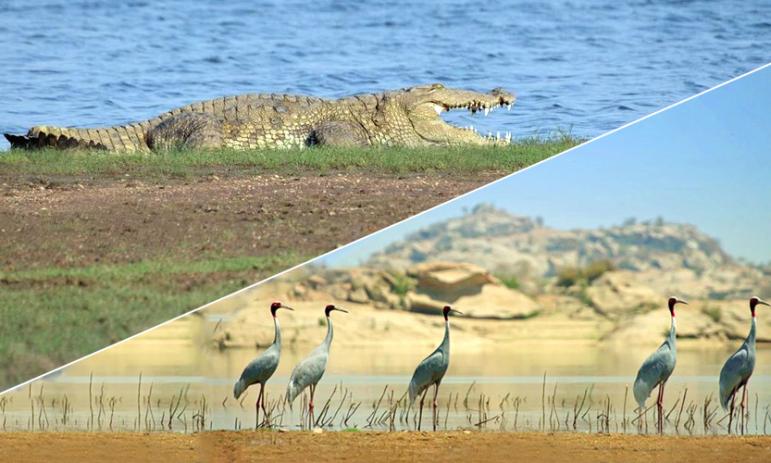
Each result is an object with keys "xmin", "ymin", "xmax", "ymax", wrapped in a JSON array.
[
  {"xmin": 430, "ymin": 95, "xmax": 515, "ymax": 144},
  {"xmin": 407, "ymin": 87, "xmax": 516, "ymax": 145}
]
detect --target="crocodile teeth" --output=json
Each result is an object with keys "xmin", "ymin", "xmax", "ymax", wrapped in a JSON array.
[
  {"xmin": 484, "ymin": 107, "xmax": 489, "ymax": 116},
  {"xmin": 433, "ymin": 104, "xmax": 444, "ymax": 115}
]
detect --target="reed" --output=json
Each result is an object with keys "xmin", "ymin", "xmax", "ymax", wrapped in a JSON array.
[{"xmin": 2, "ymin": 379, "xmax": 769, "ymax": 436}]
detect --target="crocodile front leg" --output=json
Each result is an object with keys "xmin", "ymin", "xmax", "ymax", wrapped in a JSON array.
[
  {"xmin": 147, "ymin": 112, "xmax": 224, "ymax": 151},
  {"xmin": 312, "ymin": 121, "xmax": 369, "ymax": 148}
]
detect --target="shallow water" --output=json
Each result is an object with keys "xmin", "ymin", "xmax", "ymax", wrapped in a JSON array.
[
  {"xmin": 5, "ymin": 340, "xmax": 770, "ymax": 435},
  {"xmin": 2, "ymin": 0, "xmax": 770, "ymax": 149}
]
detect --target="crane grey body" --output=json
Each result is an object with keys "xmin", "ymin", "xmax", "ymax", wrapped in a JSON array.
[
  {"xmin": 719, "ymin": 297, "xmax": 768, "ymax": 434},
  {"xmin": 408, "ymin": 305, "xmax": 461, "ymax": 431},
  {"xmin": 233, "ymin": 301, "xmax": 293, "ymax": 428},
  {"xmin": 286, "ymin": 305, "xmax": 347, "ymax": 428},
  {"xmin": 632, "ymin": 297, "xmax": 687, "ymax": 433}
]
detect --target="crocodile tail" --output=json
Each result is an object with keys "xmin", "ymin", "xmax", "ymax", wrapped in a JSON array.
[
  {"xmin": 5, "ymin": 123, "xmax": 149, "ymax": 152},
  {"xmin": 4, "ymin": 133, "xmax": 33, "ymax": 150}
]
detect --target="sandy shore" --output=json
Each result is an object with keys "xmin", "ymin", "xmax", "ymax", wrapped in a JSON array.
[{"xmin": 2, "ymin": 431, "xmax": 769, "ymax": 462}]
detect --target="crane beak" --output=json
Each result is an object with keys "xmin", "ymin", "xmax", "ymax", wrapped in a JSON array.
[
  {"xmin": 758, "ymin": 298, "xmax": 770, "ymax": 307},
  {"xmin": 676, "ymin": 299, "xmax": 688, "ymax": 306},
  {"xmin": 450, "ymin": 309, "xmax": 463, "ymax": 316},
  {"xmin": 280, "ymin": 305, "xmax": 295, "ymax": 311},
  {"xmin": 333, "ymin": 307, "xmax": 349, "ymax": 314}
]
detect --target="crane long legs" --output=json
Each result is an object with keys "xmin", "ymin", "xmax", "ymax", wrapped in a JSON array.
[
  {"xmin": 728, "ymin": 382, "xmax": 749, "ymax": 435},
  {"xmin": 308, "ymin": 384, "xmax": 317, "ymax": 429},
  {"xmin": 261, "ymin": 385, "xmax": 269, "ymax": 426},
  {"xmin": 255, "ymin": 383, "xmax": 265, "ymax": 430},
  {"xmin": 416, "ymin": 383, "xmax": 440, "ymax": 431},
  {"xmin": 728, "ymin": 389, "xmax": 736, "ymax": 434},
  {"xmin": 740, "ymin": 382, "xmax": 749, "ymax": 435},
  {"xmin": 417, "ymin": 387, "xmax": 429, "ymax": 431},
  {"xmin": 432, "ymin": 383, "xmax": 440, "ymax": 431},
  {"xmin": 656, "ymin": 381, "xmax": 666, "ymax": 434}
]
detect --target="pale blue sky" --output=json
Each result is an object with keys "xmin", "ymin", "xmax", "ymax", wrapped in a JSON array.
[{"xmin": 323, "ymin": 64, "xmax": 771, "ymax": 267}]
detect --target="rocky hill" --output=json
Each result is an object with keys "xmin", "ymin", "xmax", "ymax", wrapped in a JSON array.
[
  {"xmin": 249, "ymin": 204, "xmax": 769, "ymax": 346},
  {"xmin": 367, "ymin": 204, "xmax": 764, "ymax": 301}
]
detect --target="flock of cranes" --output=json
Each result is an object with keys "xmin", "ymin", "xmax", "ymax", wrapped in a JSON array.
[
  {"xmin": 633, "ymin": 296, "xmax": 767, "ymax": 434},
  {"xmin": 234, "ymin": 296, "xmax": 767, "ymax": 433}
]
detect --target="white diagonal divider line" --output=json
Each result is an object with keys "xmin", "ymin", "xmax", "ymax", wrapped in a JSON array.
[{"xmin": 3, "ymin": 61, "xmax": 769, "ymax": 396}]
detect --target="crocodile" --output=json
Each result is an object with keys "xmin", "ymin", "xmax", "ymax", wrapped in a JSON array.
[{"xmin": 4, "ymin": 84, "xmax": 515, "ymax": 152}]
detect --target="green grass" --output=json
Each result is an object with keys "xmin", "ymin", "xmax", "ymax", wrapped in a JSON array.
[
  {"xmin": 0, "ymin": 253, "xmax": 308, "ymax": 389},
  {"xmin": 497, "ymin": 274, "xmax": 521, "ymax": 290},
  {"xmin": 389, "ymin": 273, "xmax": 415, "ymax": 297},
  {"xmin": 0, "ymin": 135, "xmax": 581, "ymax": 178},
  {"xmin": 0, "ymin": 136, "xmax": 583, "ymax": 388},
  {"xmin": 556, "ymin": 259, "xmax": 615, "ymax": 288}
]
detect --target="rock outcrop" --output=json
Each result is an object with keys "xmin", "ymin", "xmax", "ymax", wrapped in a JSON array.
[{"xmin": 368, "ymin": 204, "xmax": 763, "ymax": 302}]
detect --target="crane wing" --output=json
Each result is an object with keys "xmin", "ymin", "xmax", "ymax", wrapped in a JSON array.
[
  {"xmin": 286, "ymin": 351, "xmax": 329, "ymax": 404},
  {"xmin": 719, "ymin": 344, "xmax": 752, "ymax": 409},
  {"xmin": 409, "ymin": 350, "xmax": 447, "ymax": 404},
  {"xmin": 633, "ymin": 341, "xmax": 675, "ymax": 408},
  {"xmin": 240, "ymin": 348, "xmax": 280, "ymax": 386}
]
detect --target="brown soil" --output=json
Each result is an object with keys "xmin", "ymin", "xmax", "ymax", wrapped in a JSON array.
[
  {"xmin": 0, "ymin": 172, "xmax": 500, "ymax": 270},
  {"xmin": 0, "ymin": 170, "xmax": 502, "ymax": 388},
  {"xmin": 1, "ymin": 431, "xmax": 768, "ymax": 463}
]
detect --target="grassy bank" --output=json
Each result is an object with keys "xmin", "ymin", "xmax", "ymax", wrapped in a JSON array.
[
  {"xmin": 0, "ymin": 135, "xmax": 580, "ymax": 180},
  {"xmin": 0, "ymin": 138, "xmax": 580, "ymax": 388},
  {"xmin": 0, "ymin": 253, "xmax": 307, "ymax": 389}
]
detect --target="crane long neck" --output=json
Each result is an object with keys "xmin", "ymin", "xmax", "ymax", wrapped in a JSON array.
[
  {"xmin": 273, "ymin": 316, "xmax": 282, "ymax": 348},
  {"xmin": 323, "ymin": 316, "xmax": 334, "ymax": 349},
  {"xmin": 440, "ymin": 318, "xmax": 451, "ymax": 351},
  {"xmin": 668, "ymin": 314, "xmax": 676, "ymax": 344},
  {"xmin": 747, "ymin": 317, "xmax": 756, "ymax": 346}
]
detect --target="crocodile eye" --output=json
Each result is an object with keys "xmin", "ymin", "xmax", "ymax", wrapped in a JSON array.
[{"xmin": 431, "ymin": 83, "xmax": 444, "ymax": 90}]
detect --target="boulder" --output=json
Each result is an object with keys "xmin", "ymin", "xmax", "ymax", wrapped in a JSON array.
[
  {"xmin": 406, "ymin": 292, "xmax": 448, "ymax": 315},
  {"xmin": 407, "ymin": 284, "xmax": 538, "ymax": 320},
  {"xmin": 330, "ymin": 286, "xmax": 349, "ymax": 301},
  {"xmin": 607, "ymin": 308, "xmax": 724, "ymax": 344},
  {"xmin": 584, "ymin": 270, "xmax": 662, "ymax": 317},
  {"xmin": 454, "ymin": 284, "xmax": 539, "ymax": 319},
  {"xmin": 348, "ymin": 287, "xmax": 370, "ymax": 304},
  {"xmin": 408, "ymin": 261, "xmax": 496, "ymax": 300},
  {"xmin": 307, "ymin": 275, "xmax": 327, "ymax": 289}
]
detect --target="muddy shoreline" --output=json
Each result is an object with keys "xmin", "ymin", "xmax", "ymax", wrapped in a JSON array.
[
  {"xmin": 0, "ymin": 171, "xmax": 502, "ymax": 387},
  {"xmin": 1, "ymin": 431, "xmax": 768, "ymax": 462},
  {"xmin": 0, "ymin": 171, "xmax": 502, "ymax": 270}
]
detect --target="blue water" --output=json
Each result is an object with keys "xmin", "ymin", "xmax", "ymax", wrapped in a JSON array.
[{"xmin": 1, "ymin": 0, "xmax": 769, "ymax": 149}]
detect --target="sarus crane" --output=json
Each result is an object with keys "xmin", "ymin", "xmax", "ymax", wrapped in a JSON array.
[
  {"xmin": 233, "ymin": 301, "xmax": 293, "ymax": 428},
  {"xmin": 408, "ymin": 305, "xmax": 462, "ymax": 431},
  {"xmin": 719, "ymin": 296, "xmax": 768, "ymax": 434},
  {"xmin": 633, "ymin": 296, "xmax": 687, "ymax": 433},
  {"xmin": 286, "ymin": 304, "xmax": 348, "ymax": 428}
]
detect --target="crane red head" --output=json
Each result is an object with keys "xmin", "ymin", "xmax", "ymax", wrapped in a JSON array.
[
  {"xmin": 667, "ymin": 297, "xmax": 687, "ymax": 317},
  {"xmin": 270, "ymin": 301, "xmax": 294, "ymax": 317},
  {"xmin": 325, "ymin": 304, "xmax": 349, "ymax": 317},
  {"xmin": 750, "ymin": 296, "xmax": 769, "ymax": 318},
  {"xmin": 443, "ymin": 305, "xmax": 463, "ymax": 320}
]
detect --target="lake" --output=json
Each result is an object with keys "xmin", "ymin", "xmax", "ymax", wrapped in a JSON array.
[
  {"xmin": 2, "ymin": 0, "xmax": 770, "ymax": 149},
  {"xmin": 4, "ymin": 314, "xmax": 769, "ymax": 435}
]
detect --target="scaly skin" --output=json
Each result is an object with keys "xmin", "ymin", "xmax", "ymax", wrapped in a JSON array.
[{"xmin": 4, "ymin": 84, "xmax": 515, "ymax": 152}]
